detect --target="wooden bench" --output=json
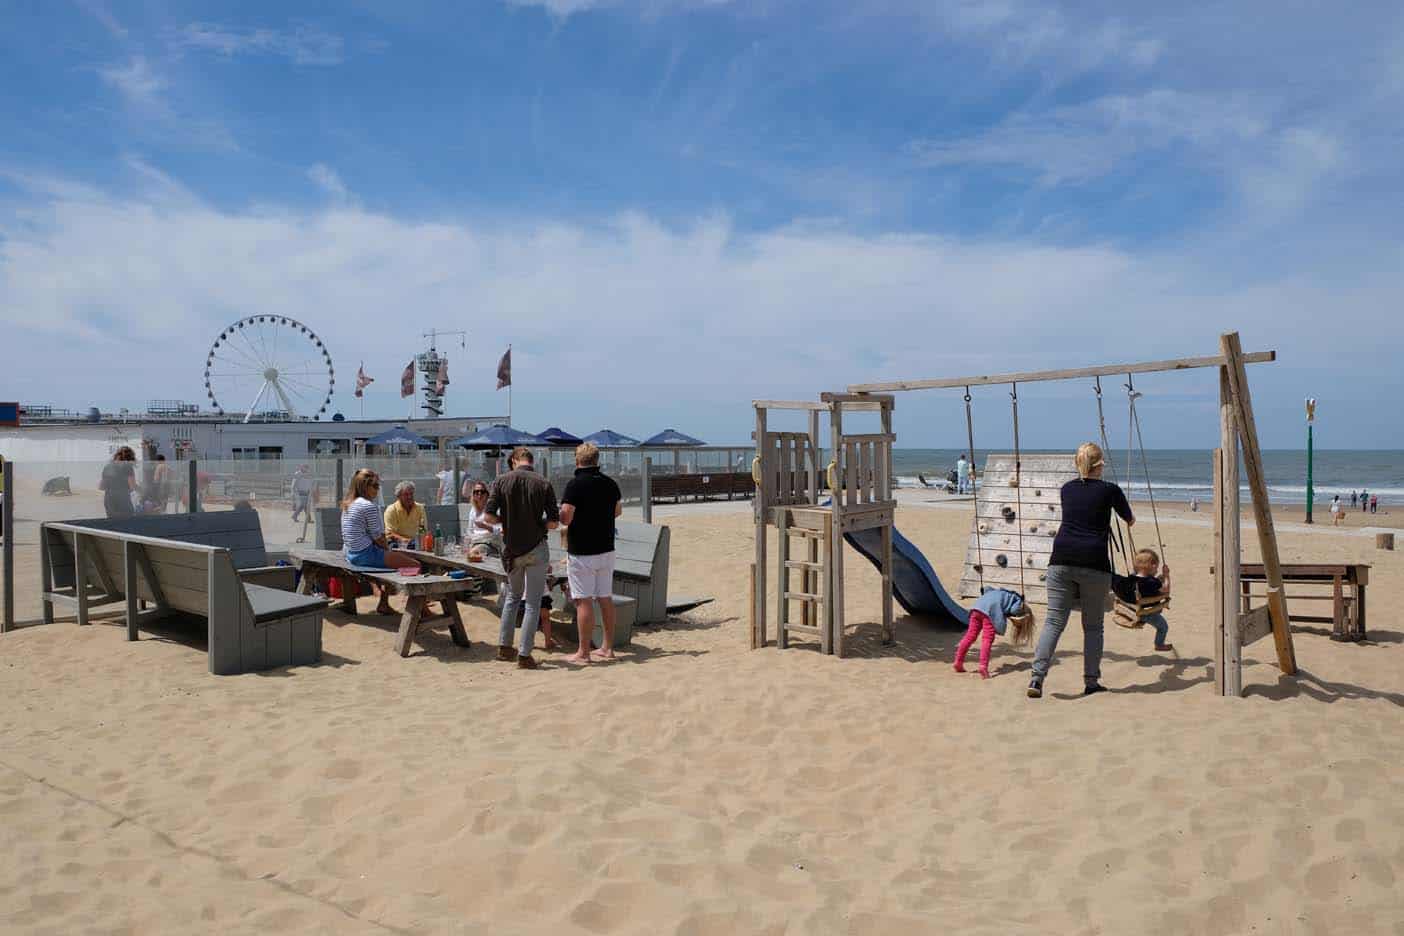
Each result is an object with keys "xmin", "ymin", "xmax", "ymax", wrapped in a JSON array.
[
  {"xmin": 40, "ymin": 521, "xmax": 326, "ymax": 675},
  {"xmin": 289, "ymin": 547, "xmax": 476, "ymax": 657},
  {"xmin": 1239, "ymin": 562, "xmax": 1369, "ymax": 642}
]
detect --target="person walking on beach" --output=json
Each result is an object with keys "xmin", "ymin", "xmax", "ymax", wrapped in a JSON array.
[
  {"xmin": 485, "ymin": 447, "xmax": 559, "ymax": 670},
  {"xmin": 1028, "ymin": 441, "xmax": 1133, "ymax": 699},
  {"xmin": 1330, "ymin": 495, "xmax": 1343, "ymax": 526},
  {"xmin": 559, "ymin": 442, "xmax": 623, "ymax": 663},
  {"xmin": 1351, "ymin": 490, "xmax": 1358, "ymax": 508},
  {"xmin": 291, "ymin": 465, "xmax": 315, "ymax": 522},
  {"xmin": 1360, "ymin": 488, "xmax": 1370, "ymax": 513},
  {"xmin": 100, "ymin": 447, "xmax": 138, "ymax": 519},
  {"xmin": 1371, "ymin": 494, "xmax": 1379, "ymax": 514},
  {"xmin": 956, "ymin": 454, "xmax": 971, "ymax": 494}
]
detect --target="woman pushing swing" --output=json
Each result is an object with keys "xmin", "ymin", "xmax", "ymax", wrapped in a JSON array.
[{"xmin": 1027, "ymin": 441, "xmax": 1134, "ymax": 699}]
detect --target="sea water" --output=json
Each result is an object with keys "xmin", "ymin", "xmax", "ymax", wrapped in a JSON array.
[{"xmin": 891, "ymin": 449, "xmax": 1404, "ymax": 504}]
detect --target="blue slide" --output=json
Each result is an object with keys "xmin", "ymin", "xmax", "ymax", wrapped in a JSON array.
[{"xmin": 843, "ymin": 526, "xmax": 970, "ymax": 628}]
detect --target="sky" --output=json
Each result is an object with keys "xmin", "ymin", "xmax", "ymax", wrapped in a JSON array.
[{"xmin": 1, "ymin": 0, "xmax": 1401, "ymax": 449}]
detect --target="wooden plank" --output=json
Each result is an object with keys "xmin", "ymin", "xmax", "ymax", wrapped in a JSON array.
[
  {"xmin": 1221, "ymin": 332, "xmax": 1296, "ymax": 676},
  {"xmin": 881, "ymin": 522, "xmax": 894, "ymax": 645},
  {"xmin": 845, "ymin": 440, "xmax": 858, "ymax": 507},
  {"xmin": 785, "ymin": 559, "xmax": 823, "ymax": 570},
  {"xmin": 123, "ymin": 542, "xmax": 139, "ymax": 641},
  {"xmin": 40, "ymin": 523, "xmax": 54, "ymax": 626},
  {"xmin": 859, "ymin": 442, "xmax": 871, "ymax": 505},
  {"xmin": 777, "ymin": 508, "xmax": 790, "ymax": 650},
  {"xmin": 782, "ymin": 622, "xmax": 825, "ymax": 636},
  {"xmin": 1239, "ymin": 604, "xmax": 1273, "ymax": 646},
  {"xmin": 75, "ymin": 534, "xmax": 90, "ymax": 626},
  {"xmin": 754, "ymin": 405, "xmax": 768, "ymax": 649},
  {"xmin": 848, "ymin": 349, "xmax": 1277, "ymax": 393},
  {"xmin": 444, "ymin": 598, "xmax": 471, "ymax": 648},
  {"xmin": 819, "ymin": 392, "xmax": 896, "ymax": 404},
  {"xmin": 1213, "ymin": 449, "xmax": 1224, "ymax": 694},
  {"xmin": 1220, "ymin": 369, "xmax": 1242, "ymax": 698},
  {"xmin": 748, "ymin": 562, "xmax": 758, "ymax": 650},
  {"xmin": 819, "ymin": 513, "xmax": 832, "ymax": 655},
  {"xmin": 1332, "ymin": 575, "xmax": 1345, "ymax": 639},
  {"xmin": 830, "ymin": 405, "xmax": 845, "ymax": 658},
  {"xmin": 784, "ymin": 591, "xmax": 822, "ymax": 602},
  {"xmin": 206, "ymin": 557, "xmax": 244, "ymax": 676},
  {"xmin": 396, "ymin": 595, "xmax": 425, "ymax": 656}
]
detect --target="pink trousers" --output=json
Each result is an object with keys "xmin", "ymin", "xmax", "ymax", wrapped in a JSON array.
[{"xmin": 955, "ymin": 610, "xmax": 995, "ymax": 671}]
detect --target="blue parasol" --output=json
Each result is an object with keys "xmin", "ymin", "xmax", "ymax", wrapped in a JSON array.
[
  {"xmin": 450, "ymin": 424, "xmax": 550, "ymax": 449},
  {"xmin": 537, "ymin": 426, "xmax": 584, "ymax": 446},
  {"xmin": 364, "ymin": 426, "xmax": 434, "ymax": 448},
  {"xmin": 641, "ymin": 428, "xmax": 706, "ymax": 446},
  {"xmin": 582, "ymin": 429, "xmax": 641, "ymax": 448}
]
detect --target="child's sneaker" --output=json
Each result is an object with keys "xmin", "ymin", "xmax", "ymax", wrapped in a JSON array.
[
  {"xmin": 978, "ymin": 667, "xmax": 990, "ymax": 680},
  {"xmin": 1027, "ymin": 678, "xmax": 1043, "ymax": 699}
]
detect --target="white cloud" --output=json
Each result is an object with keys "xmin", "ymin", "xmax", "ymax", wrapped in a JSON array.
[
  {"xmin": 172, "ymin": 23, "xmax": 347, "ymax": 66},
  {"xmin": 98, "ymin": 56, "xmax": 168, "ymax": 108},
  {"xmin": 1, "ymin": 172, "xmax": 1399, "ymax": 444},
  {"xmin": 504, "ymin": 0, "xmax": 736, "ymax": 18},
  {"xmin": 306, "ymin": 164, "xmax": 350, "ymax": 200}
]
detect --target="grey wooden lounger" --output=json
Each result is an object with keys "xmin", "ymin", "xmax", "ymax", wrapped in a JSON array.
[{"xmin": 41, "ymin": 521, "xmax": 326, "ymax": 675}]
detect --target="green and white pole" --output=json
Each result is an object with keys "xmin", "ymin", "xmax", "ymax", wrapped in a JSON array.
[{"xmin": 1305, "ymin": 398, "xmax": 1317, "ymax": 524}]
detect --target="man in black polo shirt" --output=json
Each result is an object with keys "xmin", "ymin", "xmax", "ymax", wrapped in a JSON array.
[
  {"xmin": 484, "ymin": 446, "xmax": 559, "ymax": 669},
  {"xmin": 559, "ymin": 441, "xmax": 623, "ymax": 663}
]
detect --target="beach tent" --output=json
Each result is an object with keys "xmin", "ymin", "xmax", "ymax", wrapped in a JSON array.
[
  {"xmin": 582, "ymin": 429, "xmax": 641, "ymax": 448},
  {"xmin": 537, "ymin": 426, "xmax": 584, "ymax": 446},
  {"xmin": 364, "ymin": 426, "xmax": 434, "ymax": 448},
  {"xmin": 450, "ymin": 424, "xmax": 550, "ymax": 449},
  {"xmin": 641, "ymin": 429, "xmax": 705, "ymax": 447}
]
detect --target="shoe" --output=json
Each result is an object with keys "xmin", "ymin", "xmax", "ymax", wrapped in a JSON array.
[
  {"xmin": 1083, "ymin": 683, "xmax": 1107, "ymax": 696},
  {"xmin": 496, "ymin": 645, "xmax": 518, "ymax": 662},
  {"xmin": 1154, "ymin": 644, "xmax": 1174, "ymax": 652},
  {"xmin": 517, "ymin": 655, "xmax": 538, "ymax": 670},
  {"xmin": 1026, "ymin": 679, "xmax": 1043, "ymax": 699}
]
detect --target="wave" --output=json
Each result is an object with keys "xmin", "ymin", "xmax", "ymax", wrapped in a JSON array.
[{"xmin": 893, "ymin": 475, "xmax": 1404, "ymax": 499}]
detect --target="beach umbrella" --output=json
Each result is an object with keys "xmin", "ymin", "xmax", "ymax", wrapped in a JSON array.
[
  {"xmin": 364, "ymin": 425, "xmax": 434, "ymax": 448},
  {"xmin": 537, "ymin": 426, "xmax": 584, "ymax": 446},
  {"xmin": 450, "ymin": 424, "xmax": 550, "ymax": 449},
  {"xmin": 582, "ymin": 429, "xmax": 641, "ymax": 448},
  {"xmin": 641, "ymin": 428, "xmax": 706, "ymax": 447}
]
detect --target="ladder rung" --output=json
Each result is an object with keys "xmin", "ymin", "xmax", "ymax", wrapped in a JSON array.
[
  {"xmin": 784, "ymin": 560, "xmax": 823, "ymax": 570},
  {"xmin": 784, "ymin": 591, "xmax": 822, "ymax": 602},
  {"xmin": 783, "ymin": 528, "xmax": 826, "ymax": 539}
]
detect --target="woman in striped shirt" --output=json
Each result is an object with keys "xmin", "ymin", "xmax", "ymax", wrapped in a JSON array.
[{"xmin": 341, "ymin": 469, "xmax": 419, "ymax": 614}]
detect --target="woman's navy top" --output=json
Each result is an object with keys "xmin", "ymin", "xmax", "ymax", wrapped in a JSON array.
[{"xmin": 1049, "ymin": 478, "xmax": 1133, "ymax": 573}]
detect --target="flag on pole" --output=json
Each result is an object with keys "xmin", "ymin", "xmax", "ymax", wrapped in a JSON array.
[
  {"xmin": 434, "ymin": 359, "xmax": 450, "ymax": 396},
  {"xmin": 354, "ymin": 362, "xmax": 374, "ymax": 398},
  {"xmin": 400, "ymin": 361, "xmax": 415, "ymax": 398},
  {"xmin": 496, "ymin": 348, "xmax": 512, "ymax": 390}
]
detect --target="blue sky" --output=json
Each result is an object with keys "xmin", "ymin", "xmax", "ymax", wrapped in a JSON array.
[{"xmin": 1, "ymin": 0, "xmax": 1401, "ymax": 448}]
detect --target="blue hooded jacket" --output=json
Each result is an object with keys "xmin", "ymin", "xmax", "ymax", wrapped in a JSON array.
[{"xmin": 972, "ymin": 588, "xmax": 1026, "ymax": 636}]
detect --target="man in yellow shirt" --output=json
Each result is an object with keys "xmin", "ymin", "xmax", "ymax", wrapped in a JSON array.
[{"xmin": 383, "ymin": 480, "xmax": 427, "ymax": 546}]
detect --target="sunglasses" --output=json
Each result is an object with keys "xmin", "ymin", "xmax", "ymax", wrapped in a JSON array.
[{"xmin": 472, "ymin": 490, "xmax": 488, "ymax": 496}]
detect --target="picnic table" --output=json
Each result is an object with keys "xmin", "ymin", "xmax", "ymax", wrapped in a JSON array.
[
  {"xmin": 1239, "ymin": 562, "xmax": 1370, "ymax": 642},
  {"xmin": 400, "ymin": 548, "xmax": 570, "ymax": 591},
  {"xmin": 289, "ymin": 547, "xmax": 478, "ymax": 657}
]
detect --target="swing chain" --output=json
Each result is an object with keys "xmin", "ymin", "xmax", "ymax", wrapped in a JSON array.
[
  {"xmin": 964, "ymin": 385, "xmax": 985, "ymax": 592},
  {"xmin": 1010, "ymin": 382, "xmax": 1027, "ymax": 599},
  {"xmin": 1125, "ymin": 373, "xmax": 1166, "ymax": 566}
]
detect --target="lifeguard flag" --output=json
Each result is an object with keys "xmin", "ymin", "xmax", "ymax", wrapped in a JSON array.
[
  {"xmin": 434, "ymin": 360, "xmax": 449, "ymax": 395},
  {"xmin": 496, "ymin": 348, "xmax": 511, "ymax": 390},
  {"xmin": 354, "ymin": 363, "xmax": 374, "ymax": 398},
  {"xmin": 400, "ymin": 361, "xmax": 415, "ymax": 398}
]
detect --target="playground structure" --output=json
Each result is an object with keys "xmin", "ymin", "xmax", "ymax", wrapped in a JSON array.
[{"xmin": 750, "ymin": 331, "xmax": 1294, "ymax": 698}]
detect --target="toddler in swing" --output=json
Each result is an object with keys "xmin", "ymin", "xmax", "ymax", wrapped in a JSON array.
[
  {"xmin": 953, "ymin": 588, "xmax": 1036, "ymax": 678},
  {"xmin": 1113, "ymin": 548, "xmax": 1172, "ymax": 651}
]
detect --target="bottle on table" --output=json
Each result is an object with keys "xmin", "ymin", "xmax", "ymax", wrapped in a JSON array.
[
  {"xmin": 434, "ymin": 523, "xmax": 444, "ymax": 556},
  {"xmin": 419, "ymin": 517, "xmax": 431, "ymax": 553}
]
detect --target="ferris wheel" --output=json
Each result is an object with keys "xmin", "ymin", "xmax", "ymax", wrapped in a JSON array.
[{"xmin": 204, "ymin": 316, "xmax": 334, "ymax": 422}]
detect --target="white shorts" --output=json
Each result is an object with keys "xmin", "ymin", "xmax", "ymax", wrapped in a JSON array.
[{"xmin": 567, "ymin": 551, "xmax": 616, "ymax": 600}]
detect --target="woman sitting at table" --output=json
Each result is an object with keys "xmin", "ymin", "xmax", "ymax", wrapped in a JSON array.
[
  {"xmin": 341, "ymin": 468, "xmax": 418, "ymax": 615},
  {"xmin": 465, "ymin": 481, "xmax": 504, "ymax": 554}
]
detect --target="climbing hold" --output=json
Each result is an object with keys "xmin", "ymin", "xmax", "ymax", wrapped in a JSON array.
[
  {"xmin": 1001, "ymin": 506, "xmax": 1016, "ymax": 522},
  {"xmin": 1026, "ymin": 556, "xmax": 1036, "ymax": 566},
  {"xmin": 1034, "ymin": 489, "xmax": 1042, "ymax": 497},
  {"xmin": 977, "ymin": 522, "xmax": 989, "ymax": 534},
  {"xmin": 1038, "ymin": 573, "xmax": 1047, "ymax": 581},
  {"xmin": 996, "ymin": 554, "xmax": 1009, "ymax": 568},
  {"xmin": 973, "ymin": 564, "xmax": 983, "ymax": 574},
  {"xmin": 1029, "ymin": 524, "xmax": 1039, "ymax": 533}
]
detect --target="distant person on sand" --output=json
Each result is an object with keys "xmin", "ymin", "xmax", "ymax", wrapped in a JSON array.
[
  {"xmin": 485, "ymin": 447, "xmax": 559, "ymax": 670},
  {"xmin": 560, "ymin": 441, "xmax": 623, "ymax": 664},
  {"xmin": 100, "ymin": 447, "xmax": 138, "ymax": 518},
  {"xmin": 1028, "ymin": 441, "xmax": 1132, "ymax": 699},
  {"xmin": 1360, "ymin": 488, "xmax": 1369, "ymax": 513},
  {"xmin": 291, "ymin": 465, "xmax": 315, "ymax": 522},
  {"xmin": 1351, "ymin": 490, "xmax": 1358, "ymax": 508},
  {"xmin": 1330, "ymin": 495, "xmax": 1343, "ymax": 526},
  {"xmin": 1371, "ymin": 494, "xmax": 1379, "ymax": 514},
  {"xmin": 956, "ymin": 454, "xmax": 971, "ymax": 494},
  {"xmin": 1189, "ymin": 496, "xmax": 1200, "ymax": 512}
]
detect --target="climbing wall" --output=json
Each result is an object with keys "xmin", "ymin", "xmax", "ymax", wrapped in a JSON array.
[{"xmin": 957, "ymin": 453, "xmax": 1078, "ymax": 606}]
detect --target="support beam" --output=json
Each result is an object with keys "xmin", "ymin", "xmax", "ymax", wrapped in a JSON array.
[
  {"xmin": 1212, "ymin": 449, "xmax": 1224, "ymax": 695},
  {"xmin": 848, "ymin": 350, "xmax": 1276, "ymax": 394},
  {"xmin": 753, "ymin": 406, "xmax": 768, "ymax": 649},
  {"xmin": 1220, "ymin": 332, "xmax": 1297, "ymax": 676},
  {"xmin": 2, "ymin": 458, "xmax": 12, "ymax": 633},
  {"xmin": 1220, "ymin": 370, "xmax": 1242, "ymax": 697}
]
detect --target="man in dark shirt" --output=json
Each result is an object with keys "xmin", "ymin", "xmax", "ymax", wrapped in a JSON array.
[
  {"xmin": 559, "ymin": 442, "xmax": 623, "ymax": 663},
  {"xmin": 485, "ymin": 446, "xmax": 559, "ymax": 669}
]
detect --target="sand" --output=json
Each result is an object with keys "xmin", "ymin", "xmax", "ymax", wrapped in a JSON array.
[{"xmin": 2, "ymin": 494, "xmax": 1403, "ymax": 934}]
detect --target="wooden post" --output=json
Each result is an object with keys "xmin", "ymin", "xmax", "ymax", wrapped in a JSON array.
[
  {"xmin": 641, "ymin": 457, "xmax": 653, "ymax": 524},
  {"xmin": 806, "ymin": 410, "xmax": 820, "ymax": 633},
  {"xmin": 1212, "ymin": 449, "xmax": 1224, "ymax": 695},
  {"xmin": 123, "ymin": 541, "xmax": 140, "ymax": 641},
  {"xmin": 188, "ymin": 459, "xmax": 199, "ymax": 514},
  {"xmin": 1220, "ymin": 369, "xmax": 1242, "ymax": 697},
  {"xmin": 830, "ymin": 403, "xmax": 846, "ymax": 657},
  {"xmin": 880, "ymin": 401, "xmax": 894, "ymax": 645},
  {"xmin": 776, "ymin": 508, "xmax": 790, "ymax": 650},
  {"xmin": 748, "ymin": 562, "xmax": 758, "ymax": 649},
  {"xmin": 75, "ymin": 533, "xmax": 90, "ymax": 627},
  {"xmin": 820, "ymin": 513, "xmax": 833, "ymax": 655},
  {"xmin": 335, "ymin": 459, "xmax": 345, "ymax": 509},
  {"xmin": 1221, "ymin": 332, "xmax": 1297, "ymax": 675},
  {"xmin": 2, "ymin": 458, "xmax": 12, "ymax": 633},
  {"xmin": 753, "ymin": 406, "xmax": 768, "ymax": 649}
]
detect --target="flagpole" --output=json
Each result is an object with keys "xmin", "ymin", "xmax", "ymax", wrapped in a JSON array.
[{"xmin": 507, "ymin": 344, "xmax": 513, "ymax": 428}]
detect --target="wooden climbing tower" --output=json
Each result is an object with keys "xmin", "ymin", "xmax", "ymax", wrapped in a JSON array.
[
  {"xmin": 958, "ymin": 454, "xmax": 1077, "ymax": 605},
  {"xmin": 750, "ymin": 393, "xmax": 896, "ymax": 657}
]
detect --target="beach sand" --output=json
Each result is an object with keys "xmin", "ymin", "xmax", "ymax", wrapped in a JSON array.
[{"xmin": 2, "ymin": 495, "xmax": 1403, "ymax": 934}]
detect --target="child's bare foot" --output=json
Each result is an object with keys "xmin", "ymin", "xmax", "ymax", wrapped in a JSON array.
[
  {"xmin": 978, "ymin": 668, "xmax": 990, "ymax": 679},
  {"xmin": 953, "ymin": 663, "xmax": 966, "ymax": 674},
  {"xmin": 544, "ymin": 636, "xmax": 562, "ymax": 651},
  {"xmin": 566, "ymin": 651, "xmax": 591, "ymax": 664}
]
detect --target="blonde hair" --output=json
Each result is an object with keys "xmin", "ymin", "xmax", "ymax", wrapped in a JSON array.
[
  {"xmin": 1133, "ymin": 548, "xmax": 1161, "ymax": 572},
  {"xmin": 509, "ymin": 446, "xmax": 534, "ymax": 466},
  {"xmin": 575, "ymin": 441, "xmax": 600, "ymax": 467},
  {"xmin": 1006, "ymin": 609, "xmax": 1037, "ymax": 647},
  {"xmin": 1074, "ymin": 442, "xmax": 1104, "ymax": 479},
  {"xmin": 340, "ymin": 468, "xmax": 380, "ymax": 509}
]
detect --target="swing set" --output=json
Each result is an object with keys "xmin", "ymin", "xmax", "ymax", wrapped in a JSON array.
[{"xmin": 749, "ymin": 330, "xmax": 1293, "ymax": 698}]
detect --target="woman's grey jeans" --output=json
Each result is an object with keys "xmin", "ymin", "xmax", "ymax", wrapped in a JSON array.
[{"xmin": 1030, "ymin": 565, "xmax": 1112, "ymax": 685}]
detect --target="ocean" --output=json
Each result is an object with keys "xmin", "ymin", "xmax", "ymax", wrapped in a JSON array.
[{"xmin": 891, "ymin": 449, "xmax": 1404, "ymax": 505}]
